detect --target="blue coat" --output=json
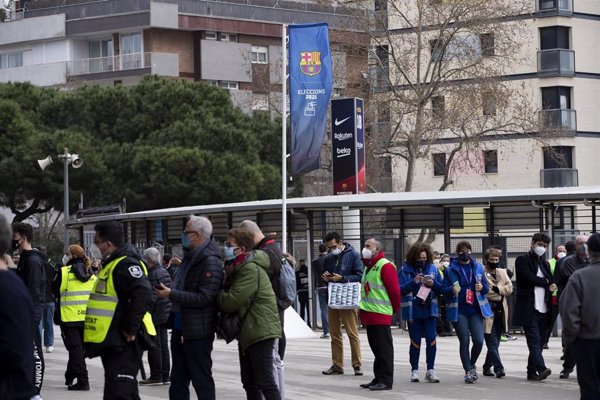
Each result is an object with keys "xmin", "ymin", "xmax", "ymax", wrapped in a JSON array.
[
  {"xmin": 442, "ymin": 258, "xmax": 493, "ymax": 321},
  {"xmin": 398, "ymin": 262, "xmax": 443, "ymax": 321},
  {"xmin": 322, "ymin": 242, "xmax": 363, "ymax": 283}
]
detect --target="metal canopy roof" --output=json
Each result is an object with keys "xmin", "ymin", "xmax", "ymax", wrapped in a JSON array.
[{"xmin": 72, "ymin": 186, "xmax": 600, "ymax": 225}]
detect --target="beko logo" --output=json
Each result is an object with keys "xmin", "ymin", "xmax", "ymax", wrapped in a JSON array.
[
  {"xmin": 337, "ymin": 148, "xmax": 352, "ymax": 158},
  {"xmin": 334, "ymin": 133, "xmax": 353, "ymax": 141}
]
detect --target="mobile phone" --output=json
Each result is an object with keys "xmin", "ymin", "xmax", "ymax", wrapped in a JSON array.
[{"xmin": 155, "ymin": 283, "xmax": 163, "ymax": 289}]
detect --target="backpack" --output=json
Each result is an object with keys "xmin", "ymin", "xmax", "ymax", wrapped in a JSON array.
[{"xmin": 264, "ymin": 248, "xmax": 297, "ymax": 310}]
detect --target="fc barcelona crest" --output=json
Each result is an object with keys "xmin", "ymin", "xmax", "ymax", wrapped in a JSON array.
[{"xmin": 300, "ymin": 51, "xmax": 322, "ymax": 76}]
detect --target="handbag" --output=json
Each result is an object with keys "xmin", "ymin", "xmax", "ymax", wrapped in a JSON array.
[
  {"xmin": 216, "ymin": 267, "xmax": 260, "ymax": 344},
  {"xmin": 328, "ymin": 281, "xmax": 361, "ymax": 310}
]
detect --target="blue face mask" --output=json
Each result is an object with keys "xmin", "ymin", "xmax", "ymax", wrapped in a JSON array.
[
  {"xmin": 224, "ymin": 246, "xmax": 236, "ymax": 261},
  {"xmin": 181, "ymin": 232, "xmax": 191, "ymax": 251}
]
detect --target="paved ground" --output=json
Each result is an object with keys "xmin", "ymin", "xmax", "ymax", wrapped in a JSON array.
[{"xmin": 41, "ymin": 326, "xmax": 580, "ymax": 400}]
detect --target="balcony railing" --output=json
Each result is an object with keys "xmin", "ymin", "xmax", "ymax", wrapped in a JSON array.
[
  {"xmin": 538, "ymin": 49, "xmax": 575, "ymax": 77},
  {"xmin": 540, "ymin": 168, "xmax": 578, "ymax": 188},
  {"xmin": 535, "ymin": 0, "xmax": 573, "ymax": 15},
  {"xmin": 67, "ymin": 53, "xmax": 148, "ymax": 76},
  {"xmin": 539, "ymin": 109, "xmax": 576, "ymax": 133}
]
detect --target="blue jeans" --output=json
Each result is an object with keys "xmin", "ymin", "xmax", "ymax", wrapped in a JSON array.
[
  {"xmin": 483, "ymin": 315, "xmax": 504, "ymax": 372},
  {"xmin": 317, "ymin": 288, "xmax": 329, "ymax": 335},
  {"xmin": 39, "ymin": 302, "xmax": 55, "ymax": 347},
  {"xmin": 523, "ymin": 310, "xmax": 550, "ymax": 375},
  {"xmin": 452, "ymin": 312, "xmax": 484, "ymax": 372},
  {"xmin": 408, "ymin": 317, "xmax": 437, "ymax": 370}
]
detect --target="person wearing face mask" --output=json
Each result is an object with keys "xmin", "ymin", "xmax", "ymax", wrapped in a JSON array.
[
  {"xmin": 542, "ymin": 244, "xmax": 567, "ymax": 350},
  {"xmin": 481, "ymin": 247, "xmax": 512, "ymax": 379},
  {"xmin": 443, "ymin": 240, "xmax": 491, "ymax": 384},
  {"xmin": 12, "ymin": 222, "xmax": 47, "ymax": 399},
  {"xmin": 358, "ymin": 238, "xmax": 400, "ymax": 391},
  {"xmin": 53, "ymin": 244, "xmax": 96, "ymax": 391},
  {"xmin": 320, "ymin": 231, "xmax": 364, "ymax": 376},
  {"xmin": 436, "ymin": 254, "xmax": 454, "ymax": 337},
  {"xmin": 513, "ymin": 232, "xmax": 555, "ymax": 382},
  {"xmin": 399, "ymin": 242, "xmax": 443, "ymax": 384},
  {"xmin": 556, "ymin": 235, "xmax": 589, "ymax": 379},
  {"xmin": 84, "ymin": 221, "xmax": 155, "ymax": 399},
  {"xmin": 155, "ymin": 215, "xmax": 222, "ymax": 400}
]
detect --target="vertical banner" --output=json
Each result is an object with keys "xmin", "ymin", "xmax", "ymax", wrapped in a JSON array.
[
  {"xmin": 289, "ymin": 23, "xmax": 333, "ymax": 175},
  {"xmin": 332, "ymin": 97, "xmax": 367, "ymax": 195}
]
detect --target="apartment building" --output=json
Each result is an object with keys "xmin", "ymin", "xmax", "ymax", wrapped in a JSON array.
[
  {"xmin": 376, "ymin": 0, "xmax": 600, "ymax": 194},
  {"xmin": 0, "ymin": 0, "xmax": 368, "ymax": 113}
]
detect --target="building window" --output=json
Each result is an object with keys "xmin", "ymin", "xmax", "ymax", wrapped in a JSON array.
[
  {"xmin": 430, "ymin": 39, "xmax": 443, "ymax": 62},
  {"xmin": 206, "ymin": 80, "xmax": 219, "ymax": 86},
  {"xmin": 88, "ymin": 39, "xmax": 114, "ymax": 73},
  {"xmin": 433, "ymin": 153, "xmax": 446, "ymax": 176},
  {"xmin": 219, "ymin": 32, "xmax": 238, "ymax": 42},
  {"xmin": 543, "ymin": 146, "xmax": 573, "ymax": 168},
  {"xmin": 483, "ymin": 150, "xmax": 498, "ymax": 173},
  {"xmin": 120, "ymin": 32, "xmax": 143, "ymax": 69},
  {"xmin": 541, "ymin": 86, "xmax": 571, "ymax": 109},
  {"xmin": 205, "ymin": 31, "xmax": 217, "ymax": 40},
  {"xmin": 540, "ymin": 26, "xmax": 570, "ymax": 50},
  {"xmin": 479, "ymin": 33, "xmax": 494, "ymax": 57},
  {"xmin": 219, "ymin": 81, "xmax": 239, "ymax": 90},
  {"xmin": 251, "ymin": 46, "xmax": 268, "ymax": 64},
  {"xmin": 0, "ymin": 52, "xmax": 23, "ymax": 69},
  {"xmin": 431, "ymin": 96, "xmax": 445, "ymax": 119},
  {"xmin": 482, "ymin": 92, "xmax": 496, "ymax": 116}
]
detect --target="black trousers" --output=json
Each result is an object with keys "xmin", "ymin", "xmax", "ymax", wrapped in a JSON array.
[
  {"xmin": 366, "ymin": 325, "xmax": 394, "ymax": 386},
  {"xmin": 61, "ymin": 324, "xmax": 88, "ymax": 383},
  {"xmin": 147, "ymin": 323, "xmax": 170, "ymax": 381},
  {"xmin": 573, "ymin": 338, "xmax": 600, "ymax": 400},
  {"xmin": 523, "ymin": 310, "xmax": 550, "ymax": 375},
  {"xmin": 239, "ymin": 338, "xmax": 281, "ymax": 400},
  {"xmin": 33, "ymin": 321, "xmax": 44, "ymax": 395},
  {"xmin": 298, "ymin": 297, "xmax": 310, "ymax": 326},
  {"xmin": 100, "ymin": 343, "xmax": 141, "ymax": 400},
  {"xmin": 169, "ymin": 330, "xmax": 215, "ymax": 400}
]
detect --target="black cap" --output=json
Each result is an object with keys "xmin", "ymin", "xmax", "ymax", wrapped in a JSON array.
[{"xmin": 588, "ymin": 233, "xmax": 600, "ymax": 253}]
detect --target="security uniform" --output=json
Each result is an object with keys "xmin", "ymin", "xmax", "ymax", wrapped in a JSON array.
[{"xmin": 84, "ymin": 246, "xmax": 154, "ymax": 400}]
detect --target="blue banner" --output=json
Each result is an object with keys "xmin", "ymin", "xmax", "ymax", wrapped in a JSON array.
[{"xmin": 289, "ymin": 23, "xmax": 333, "ymax": 175}]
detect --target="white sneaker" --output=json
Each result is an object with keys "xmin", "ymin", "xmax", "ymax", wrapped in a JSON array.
[
  {"xmin": 425, "ymin": 369, "xmax": 440, "ymax": 383},
  {"xmin": 31, "ymin": 395, "xmax": 43, "ymax": 400},
  {"xmin": 411, "ymin": 370, "xmax": 420, "ymax": 382},
  {"xmin": 46, "ymin": 346, "xmax": 54, "ymax": 353}
]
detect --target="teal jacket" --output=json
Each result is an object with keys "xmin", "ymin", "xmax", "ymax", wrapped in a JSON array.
[{"xmin": 217, "ymin": 250, "xmax": 281, "ymax": 352}]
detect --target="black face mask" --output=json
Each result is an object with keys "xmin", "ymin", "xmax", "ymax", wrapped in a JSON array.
[
  {"xmin": 458, "ymin": 252, "xmax": 470, "ymax": 262},
  {"xmin": 12, "ymin": 239, "xmax": 20, "ymax": 250},
  {"xmin": 487, "ymin": 262, "xmax": 498, "ymax": 269},
  {"xmin": 415, "ymin": 260, "xmax": 426, "ymax": 269}
]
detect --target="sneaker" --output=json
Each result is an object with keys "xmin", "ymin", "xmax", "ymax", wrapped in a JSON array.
[
  {"xmin": 31, "ymin": 396, "xmax": 43, "ymax": 400},
  {"xmin": 46, "ymin": 346, "xmax": 54, "ymax": 353},
  {"xmin": 496, "ymin": 369, "xmax": 506, "ymax": 379},
  {"xmin": 411, "ymin": 370, "xmax": 420, "ymax": 382},
  {"xmin": 425, "ymin": 369, "xmax": 440, "ymax": 383},
  {"xmin": 506, "ymin": 334, "xmax": 517, "ymax": 341},
  {"xmin": 560, "ymin": 369, "xmax": 573, "ymax": 379},
  {"xmin": 500, "ymin": 335, "xmax": 508, "ymax": 342},
  {"xmin": 68, "ymin": 380, "xmax": 90, "ymax": 391},
  {"xmin": 353, "ymin": 366, "xmax": 363, "ymax": 376},
  {"xmin": 483, "ymin": 368, "xmax": 494, "ymax": 377},
  {"xmin": 139, "ymin": 378, "xmax": 163, "ymax": 386},
  {"xmin": 542, "ymin": 343, "xmax": 549, "ymax": 350},
  {"xmin": 162, "ymin": 380, "xmax": 171, "ymax": 385},
  {"xmin": 470, "ymin": 368, "xmax": 478, "ymax": 381},
  {"xmin": 320, "ymin": 333, "xmax": 329, "ymax": 339},
  {"xmin": 322, "ymin": 365, "xmax": 344, "ymax": 375},
  {"xmin": 538, "ymin": 368, "xmax": 551, "ymax": 381},
  {"xmin": 464, "ymin": 371, "xmax": 475, "ymax": 384}
]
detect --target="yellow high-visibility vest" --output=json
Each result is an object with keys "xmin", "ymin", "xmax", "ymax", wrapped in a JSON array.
[{"xmin": 59, "ymin": 266, "xmax": 97, "ymax": 322}]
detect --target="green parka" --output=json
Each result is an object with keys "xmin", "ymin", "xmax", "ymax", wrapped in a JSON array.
[{"xmin": 217, "ymin": 250, "xmax": 281, "ymax": 352}]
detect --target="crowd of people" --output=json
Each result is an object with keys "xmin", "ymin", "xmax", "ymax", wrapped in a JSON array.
[{"xmin": 0, "ymin": 213, "xmax": 598, "ymax": 400}]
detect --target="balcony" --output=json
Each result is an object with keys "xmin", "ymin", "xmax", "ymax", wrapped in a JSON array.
[
  {"xmin": 540, "ymin": 168, "xmax": 578, "ymax": 188},
  {"xmin": 66, "ymin": 52, "xmax": 178, "ymax": 78},
  {"xmin": 535, "ymin": 0, "xmax": 573, "ymax": 15},
  {"xmin": 539, "ymin": 109, "xmax": 576, "ymax": 133},
  {"xmin": 538, "ymin": 49, "xmax": 575, "ymax": 77}
]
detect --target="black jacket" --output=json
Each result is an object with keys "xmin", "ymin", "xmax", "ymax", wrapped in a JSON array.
[
  {"xmin": 85, "ymin": 245, "xmax": 153, "ymax": 357},
  {"xmin": 53, "ymin": 257, "xmax": 94, "ymax": 327},
  {"xmin": 296, "ymin": 264, "xmax": 309, "ymax": 300},
  {"xmin": 148, "ymin": 265, "xmax": 172, "ymax": 325},
  {"xmin": 169, "ymin": 240, "xmax": 223, "ymax": 340},
  {"xmin": 16, "ymin": 249, "xmax": 47, "ymax": 323},
  {"xmin": 311, "ymin": 253, "xmax": 328, "ymax": 288},
  {"xmin": 556, "ymin": 253, "xmax": 589, "ymax": 297},
  {"xmin": 513, "ymin": 250, "xmax": 553, "ymax": 327}
]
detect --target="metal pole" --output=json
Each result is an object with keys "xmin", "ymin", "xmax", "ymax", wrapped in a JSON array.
[
  {"xmin": 63, "ymin": 147, "xmax": 69, "ymax": 255},
  {"xmin": 281, "ymin": 23, "xmax": 288, "ymax": 253}
]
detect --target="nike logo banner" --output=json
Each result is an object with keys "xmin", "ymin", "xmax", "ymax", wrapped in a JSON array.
[{"xmin": 289, "ymin": 23, "xmax": 333, "ymax": 175}]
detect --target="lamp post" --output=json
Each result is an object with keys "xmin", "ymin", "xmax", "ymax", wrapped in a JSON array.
[{"xmin": 38, "ymin": 147, "xmax": 83, "ymax": 254}]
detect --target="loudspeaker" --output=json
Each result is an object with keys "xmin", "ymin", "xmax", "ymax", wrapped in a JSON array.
[
  {"xmin": 37, "ymin": 156, "xmax": 53, "ymax": 171},
  {"xmin": 71, "ymin": 155, "xmax": 83, "ymax": 169}
]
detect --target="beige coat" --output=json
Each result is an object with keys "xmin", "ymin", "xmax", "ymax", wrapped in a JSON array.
[{"xmin": 484, "ymin": 267, "xmax": 513, "ymax": 334}]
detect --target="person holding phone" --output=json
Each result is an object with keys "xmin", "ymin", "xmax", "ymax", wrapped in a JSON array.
[
  {"xmin": 398, "ymin": 242, "xmax": 444, "ymax": 384},
  {"xmin": 443, "ymin": 241, "xmax": 491, "ymax": 384}
]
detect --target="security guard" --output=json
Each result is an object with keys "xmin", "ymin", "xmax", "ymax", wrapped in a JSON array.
[
  {"xmin": 54, "ymin": 244, "xmax": 97, "ymax": 391},
  {"xmin": 84, "ymin": 221, "xmax": 154, "ymax": 400}
]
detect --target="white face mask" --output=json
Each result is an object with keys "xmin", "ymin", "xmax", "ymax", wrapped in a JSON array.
[
  {"xmin": 441, "ymin": 261, "xmax": 449, "ymax": 268},
  {"xmin": 533, "ymin": 246, "xmax": 547, "ymax": 257},
  {"xmin": 62, "ymin": 255, "xmax": 70, "ymax": 265},
  {"xmin": 557, "ymin": 252, "xmax": 566, "ymax": 259},
  {"xmin": 331, "ymin": 248, "xmax": 341, "ymax": 256},
  {"xmin": 362, "ymin": 248, "xmax": 373, "ymax": 259}
]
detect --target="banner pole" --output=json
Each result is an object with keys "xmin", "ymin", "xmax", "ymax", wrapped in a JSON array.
[{"xmin": 282, "ymin": 23, "xmax": 288, "ymax": 254}]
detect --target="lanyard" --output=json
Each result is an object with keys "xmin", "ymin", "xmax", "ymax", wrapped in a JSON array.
[{"xmin": 459, "ymin": 264, "xmax": 473, "ymax": 285}]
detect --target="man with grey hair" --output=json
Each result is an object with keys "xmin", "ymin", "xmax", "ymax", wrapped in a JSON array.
[
  {"xmin": 556, "ymin": 234, "xmax": 589, "ymax": 379},
  {"xmin": 156, "ymin": 215, "xmax": 222, "ymax": 400},
  {"xmin": 560, "ymin": 232, "xmax": 600, "ymax": 400},
  {"xmin": 0, "ymin": 215, "xmax": 35, "ymax": 399},
  {"xmin": 140, "ymin": 247, "xmax": 172, "ymax": 386}
]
